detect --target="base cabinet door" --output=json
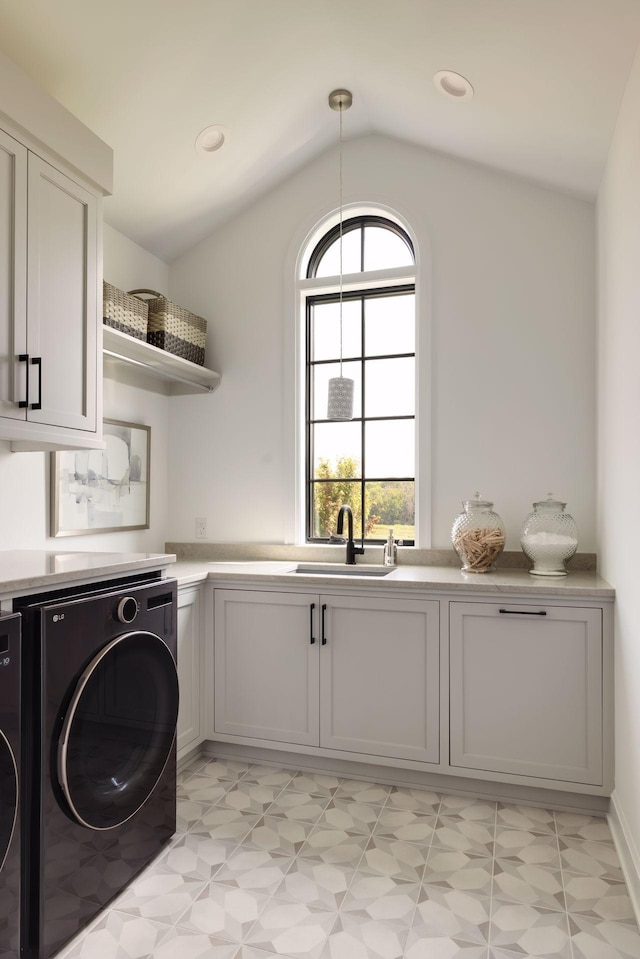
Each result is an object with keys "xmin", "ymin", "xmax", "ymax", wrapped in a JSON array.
[
  {"xmin": 214, "ymin": 589, "xmax": 320, "ymax": 746},
  {"xmin": 319, "ymin": 594, "xmax": 440, "ymax": 763},
  {"xmin": 177, "ymin": 585, "xmax": 203, "ymax": 756},
  {"xmin": 449, "ymin": 602, "xmax": 603, "ymax": 784}
]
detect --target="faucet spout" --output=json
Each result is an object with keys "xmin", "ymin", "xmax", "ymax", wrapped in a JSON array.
[{"xmin": 336, "ymin": 505, "xmax": 365, "ymax": 565}]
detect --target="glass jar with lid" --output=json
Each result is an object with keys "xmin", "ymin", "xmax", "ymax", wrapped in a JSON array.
[
  {"xmin": 451, "ymin": 493, "xmax": 506, "ymax": 572},
  {"xmin": 520, "ymin": 494, "xmax": 578, "ymax": 576}
]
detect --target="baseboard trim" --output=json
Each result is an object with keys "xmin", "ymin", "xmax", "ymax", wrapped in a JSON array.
[
  {"xmin": 199, "ymin": 740, "xmax": 610, "ymax": 816},
  {"xmin": 608, "ymin": 790, "xmax": 640, "ymax": 926}
]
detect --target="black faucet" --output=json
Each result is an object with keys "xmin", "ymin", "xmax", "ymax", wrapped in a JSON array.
[{"xmin": 336, "ymin": 505, "xmax": 365, "ymax": 565}]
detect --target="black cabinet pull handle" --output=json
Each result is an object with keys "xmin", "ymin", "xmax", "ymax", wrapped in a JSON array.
[
  {"xmin": 499, "ymin": 608, "xmax": 547, "ymax": 616},
  {"xmin": 18, "ymin": 354, "xmax": 29, "ymax": 408},
  {"xmin": 321, "ymin": 604, "xmax": 327, "ymax": 645},
  {"xmin": 31, "ymin": 356, "xmax": 42, "ymax": 410},
  {"xmin": 309, "ymin": 603, "xmax": 315, "ymax": 644}
]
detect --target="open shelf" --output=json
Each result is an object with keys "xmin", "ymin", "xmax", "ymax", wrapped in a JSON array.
[{"xmin": 103, "ymin": 326, "xmax": 221, "ymax": 396}]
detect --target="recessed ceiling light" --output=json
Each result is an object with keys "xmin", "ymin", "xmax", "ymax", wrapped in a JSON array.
[
  {"xmin": 433, "ymin": 70, "xmax": 474, "ymax": 100},
  {"xmin": 195, "ymin": 125, "xmax": 226, "ymax": 155}
]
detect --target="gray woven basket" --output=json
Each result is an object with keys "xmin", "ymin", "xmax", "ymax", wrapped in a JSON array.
[
  {"xmin": 129, "ymin": 290, "xmax": 207, "ymax": 366},
  {"xmin": 103, "ymin": 282, "xmax": 148, "ymax": 340}
]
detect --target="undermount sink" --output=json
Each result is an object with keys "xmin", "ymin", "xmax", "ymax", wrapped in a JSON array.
[{"xmin": 291, "ymin": 564, "xmax": 392, "ymax": 577}]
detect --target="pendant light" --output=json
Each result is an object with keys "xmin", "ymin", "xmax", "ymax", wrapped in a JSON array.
[{"xmin": 326, "ymin": 88, "xmax": 354, "ymax": 421}]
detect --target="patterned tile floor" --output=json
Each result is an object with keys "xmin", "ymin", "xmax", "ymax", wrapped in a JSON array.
[{"xmin": 56, "ymin": 756, "xmax": 640, "ymax": 959}]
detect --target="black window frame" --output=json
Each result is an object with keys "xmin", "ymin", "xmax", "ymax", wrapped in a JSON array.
[{"xmin": 306, "ymin": 214, "xmax": 415, "ymax": 279}]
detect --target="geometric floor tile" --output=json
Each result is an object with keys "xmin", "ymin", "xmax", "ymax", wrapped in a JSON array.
[
  {"xmin": 360, "ymin": 836, "xmax": 429, "ymax": 882},
  {"xmin": 176, "ymin": 882, "xmax": 270, "ymax": 941},
  {"xmin": 494, "ymin": 827, "xmax": 561, "ymax": 868},
  {"xmin": 559, "ymin": 839, "xmax": 625, "ymax": 881},
  {"xmin": 340, "ymin": 872, "xmax": 420, "ymax": 925},
  {"xmin": 372, "ymin": 808, "xmax": 437, "ymax": 845},
  {"xmin": 411, "ymin": 885, "xmax": 491, "ymax": 944},
  {"xmin": 492, "ymin": 861, "xmax": 566, "ymax": 912},
  {"xmin": 385, "ymin": 787, "xmax": 441, "ymax": 816},
  {"xmin": 438, "ymin": 795, "xmax": 497, "ymax": 825},
  {"xmin": 422, "ymin": 849, "xmax": 494, "ymax": 896},
  {"xmin": 52, "ymin": 756, "xmax": 640, "ymax": 959},
  {"xmin": 496, "ymin": 804, "xmax": 556, "ymax": 835},
  {"xmin": 554, "ymin": 813, "xmax": 614, "ymax": 844},
  {"xmin": 320, "ymin": 912, "xmax": 408, "ymax": 959},
  {"xmin": 242, "ymin": 816, "xmax": 315, "ymax": 857},
  {"xmin": 564, "ymin": 874, "xmax": 637, "ymax": 923},
  {"xmin": 275, "ymin": 858, "xmax": 356, "ymax": 911},
  {"xmin": 151, "ymin": 925, "xmax": 241, "ymax": 958},
  {"xmin": 490, "ymin": 903, "xmax": 573, "ymax": 957},
  {"xmin": 113, "ymin": 867, "xmax": 207, "ymax": 924},
  {"xmin": 570, "ymin": 915, "xmax": 640, "ymax": 959},
  {"xmin": 267, "ymin": 790, "xmax": 331, "ymax": 824},
  {"xmin": 59, "ymin": 911, "xmax": 171, "ymax": 958},
  {"xmin": 244, "ymin": 900, "xmax": 337, "ymax": 958},
  {"xmin": 432, "ymin": 818, "xmax": 495, "ymax": 857},
  {"xmin": 214, "ymin": 849, "xmax": 294, "ymax": 895}
]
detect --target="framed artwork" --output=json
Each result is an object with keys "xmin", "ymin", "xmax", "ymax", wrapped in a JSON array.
[{"xmin": 51, "ymin": 419, "xmax": 150, "ymax": 536}]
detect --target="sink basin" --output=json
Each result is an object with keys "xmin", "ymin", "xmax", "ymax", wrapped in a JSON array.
[{"xmin": 291, "ymin": 564, "xmax": 392, "ymax": 577}]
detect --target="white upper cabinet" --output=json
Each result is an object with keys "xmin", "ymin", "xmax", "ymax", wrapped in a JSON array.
[
  {"xmin": 0, "ymin": 52, "xmax": 111, "ymax": 450},
  {"xmin": 26, "ymin": 155, "xmax": 98, "ymax": 432}
]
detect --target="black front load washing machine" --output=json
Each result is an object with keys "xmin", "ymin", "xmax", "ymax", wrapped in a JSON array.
[
  {"xmin": 16, "ymin": 576, "xmax": 178, "ymax": 959},
  {"xmin": 0, "ymin": 612, "xmax": 21, "ymax": 959}
]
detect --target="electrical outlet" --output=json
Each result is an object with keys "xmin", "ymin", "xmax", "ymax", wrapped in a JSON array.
[{"xmin": 195, "ymin": 517, "xmax": 207, "ymax": 539}]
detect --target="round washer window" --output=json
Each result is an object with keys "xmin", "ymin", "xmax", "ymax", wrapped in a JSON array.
[
  {"xmin": 58, "ymin": 631, "xmax": 179, "ymax": 830},
  {"xmin": 0, "ymin": 730, "xmax": 18, "ymax": 872}
]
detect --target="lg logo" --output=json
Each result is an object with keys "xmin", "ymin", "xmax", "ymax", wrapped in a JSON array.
[{"xmin": 52, "ymin": 613, "xmax": 65, "ymax": 623}]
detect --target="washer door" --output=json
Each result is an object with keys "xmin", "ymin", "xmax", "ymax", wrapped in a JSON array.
[
  {"xmin": 0, "ymin": 729, "xmax": 18, "ymax": 873},
  {"xmin": 58, "ymin": 631, "xmax": 179, "ymax": 830}
]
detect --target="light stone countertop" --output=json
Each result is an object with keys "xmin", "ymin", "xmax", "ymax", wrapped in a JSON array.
[
  {"xmin": 170, "ymin": 560, "xmax": 614, "ymax": 599},
  {"xmin": 0, "ymin": 550, "xmax": 176, "ymax": 599}
]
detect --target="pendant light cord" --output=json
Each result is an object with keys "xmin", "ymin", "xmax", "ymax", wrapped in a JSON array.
[{"xmin": 338, "ymin": 99, "xmax": 344, "ymax": 377}]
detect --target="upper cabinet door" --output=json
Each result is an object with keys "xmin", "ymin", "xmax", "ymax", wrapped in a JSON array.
[
  {"xmin": 26, "ymin": 154, "xmax": 97, "ymax": 431},
  {"xmin": 0, "ymin": 128, "xmax": 27, "ymax": 421}
]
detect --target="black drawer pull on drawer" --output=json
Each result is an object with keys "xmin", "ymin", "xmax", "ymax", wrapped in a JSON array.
[
  {"xmin": 321, "ymin": 604, "xmax": 327, "ymax": 645},
  {"xmin": 309, "ymin": 603, "xmax": 315, "ymax": 645},
  {"xmin": 499, "ymin": 608, "xmax": 547, "ymax": 616}
]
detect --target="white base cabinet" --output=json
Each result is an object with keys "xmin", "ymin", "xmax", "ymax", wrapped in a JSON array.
[
  {"xmin": 177, "ymin": 584, "xmax": 204, "ymax": 757},
  {"xmin": 449, "ymin": 601, "xmax": 603, "ymax": 785},
  {"xmin": 319, "ymin": 594, "xmax": 439, "ymax": 763},
  {"xmin": 213, "ymin": 588, "xmax": 440, "ymax": 764}
]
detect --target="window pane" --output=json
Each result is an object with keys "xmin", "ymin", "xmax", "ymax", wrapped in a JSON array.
[
  {"xmin": 312, "ymin": 480, "xmax": 362, "ymax": 539},
  {"xmin": 315, "ymin": 228, "xmax": 361, "ymax": 277},
  {"xmin": 365, "ymin": 358, "xmax": 414, "ymax": 418},
  {"xmin": 312, "ymin": 361, "xmax": 361, "ymax": 420},
  {"xmin": 364, "ymin": 226, "xmax": 414, "ymax": 272},
  {"xmin": 365, "ymin": 419, "xmax": 414, "ymax": 478},
  {"xmin": 365, "ymin": 481, "xmax": 415, "ymax": 542},
  {"xmin": 365, "ymin": 294, "xmax": 415, "ymax": 356},
  {"xmin": 311, "ymin": 299, "xmax": 361, "ymax": 361},
  {"xmin": 312, "ymin": 421, "xmax": 361, "ymax": 479}
]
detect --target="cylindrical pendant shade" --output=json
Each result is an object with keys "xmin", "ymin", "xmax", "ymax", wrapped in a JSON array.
[{"xmin": 327, "ymin": 376, "xmax": 354, "ymax": 420}]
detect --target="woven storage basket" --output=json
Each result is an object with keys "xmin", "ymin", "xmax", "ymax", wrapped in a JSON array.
[
  {"xmin": 103, "ymin": 281, "xmax": 148, "ymax": 340},
  {"xmin": 129, "ymin": 289, "xmax": 207, "ymax": 366}
]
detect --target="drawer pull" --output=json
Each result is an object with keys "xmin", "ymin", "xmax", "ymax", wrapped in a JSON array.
[
  {"xmin": 31, "ymin": 356, "xmax": 42, "ymax": 410},
  {"xmin": 499, "ymin": 608, "xmax": 547, "ymax": 616},
  {"xmin": 310, "ymin": 603, "xmax": 315, "ymax": 645},
  {"xmin": 321, "ymin": 604, "xmax": 327, "ymax": 645}
]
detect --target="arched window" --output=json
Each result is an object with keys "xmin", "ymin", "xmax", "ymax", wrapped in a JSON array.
[{"xmin": 301, "ymin": 214, "xmax": 416, "ymax": 544}]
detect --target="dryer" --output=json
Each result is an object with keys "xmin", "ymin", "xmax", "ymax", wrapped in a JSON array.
[
  {"xmin": 16, "ymin": 577, "xmax": 178, "ymax": 959},
  {"xmin": 0, "ymin": 612, "xmax": 21, "ymax": 959}
]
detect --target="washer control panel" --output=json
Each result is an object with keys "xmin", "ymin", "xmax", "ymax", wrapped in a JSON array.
[{"xmin": 115, "ymin": 596, "xmax": 139, "ymax": 624}]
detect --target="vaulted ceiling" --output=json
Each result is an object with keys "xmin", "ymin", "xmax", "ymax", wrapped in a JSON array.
[{"xmin": 1, "ymin": 0, "xmax": 639, "ymax": 260}]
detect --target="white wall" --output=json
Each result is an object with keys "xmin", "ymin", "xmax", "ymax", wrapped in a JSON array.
[
  {"xmin": 597, "ymin": 45, "xmax": 640, "ymax": 872},
  {"xmin": 0, "ymin": 224, "xmax": 170, "ymax": 553},
  {"xmin": 168, "ymin": 134, "xmax": 596, "ymax": 548}
]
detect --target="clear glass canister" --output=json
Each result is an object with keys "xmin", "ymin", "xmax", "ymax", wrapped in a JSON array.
[
  {"xmin": 520, "ymin": 494, "xmax": 578, "ymax": 576},
  {"xmin": 451, "ymin": 493, "xmax": 506, "ymax": 572}
]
